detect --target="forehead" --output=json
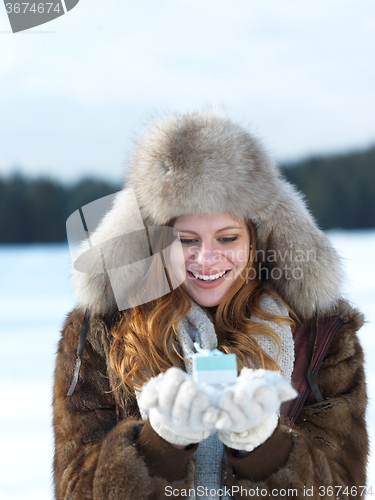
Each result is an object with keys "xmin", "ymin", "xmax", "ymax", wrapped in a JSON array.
[{"xmin": 173, "ymin": 213, "xmax": 247, "ymax": 232}]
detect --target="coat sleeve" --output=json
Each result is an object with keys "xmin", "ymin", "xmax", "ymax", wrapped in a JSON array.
[
  {"xmin": 222, "ymin": 307, "xmax": 369, "ymax": 499},
  {"xmin": 52, "ymin": 310, "xmax": 197, "ymax": 500}
]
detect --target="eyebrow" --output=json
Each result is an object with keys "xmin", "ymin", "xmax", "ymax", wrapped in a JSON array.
[{"xmin": 176, "ymin": 226, "xmax": 243, "ymax": 234}]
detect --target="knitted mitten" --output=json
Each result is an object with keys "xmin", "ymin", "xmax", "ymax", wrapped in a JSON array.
[
  {"xmin": 217, "ymin": 368, "xmax": 297, "ymax": 452},
  {"xmin": 139, "ymin": 367, "xmax": 220, "ymax": 446}
]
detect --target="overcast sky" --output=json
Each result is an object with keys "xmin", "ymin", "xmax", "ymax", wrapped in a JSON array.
[{"xmin": 0, "ymin": 0, "xmax": 374, "ymax": 182}]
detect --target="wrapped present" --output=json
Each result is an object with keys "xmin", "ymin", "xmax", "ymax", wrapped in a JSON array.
[{"xmin": 190, "ymin": 342, "xmax": 237, "ymax": 385}]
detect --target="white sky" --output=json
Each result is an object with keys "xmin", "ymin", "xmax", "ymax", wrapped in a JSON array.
[{"xmin": 0, "ymin": 0, "xmax": 374, "ymax": 182}]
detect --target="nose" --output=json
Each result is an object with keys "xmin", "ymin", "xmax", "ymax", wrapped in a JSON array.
[{"xmin": 190, "ymin": 241, "xmax": 217, "ymax": 268}]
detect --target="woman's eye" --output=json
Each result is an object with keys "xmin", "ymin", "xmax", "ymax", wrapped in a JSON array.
[
  {"xmin": 177, "ymin": 236, "xmax": 238, "ymax": 244},
  {"xmin": 178, "ymin": 238, "xmax": 198, "ymax": 245},
  {"xmin": 219, "ymin": 237, "xmax": 238, "ymax": 243}
]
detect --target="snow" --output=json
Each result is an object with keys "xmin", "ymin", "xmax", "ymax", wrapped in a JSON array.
[{"xmin": 0, "ymin": 231, "xmax": 374, "ymax": 499}]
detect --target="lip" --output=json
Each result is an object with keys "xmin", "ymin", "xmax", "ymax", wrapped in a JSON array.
[{"xmin": 187, "ymin": 269, "xmax": 232, "ymax": 289}]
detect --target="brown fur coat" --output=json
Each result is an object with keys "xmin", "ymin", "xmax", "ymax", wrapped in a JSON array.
[{"xmin": 53, "ymin": 300, "xmax": 368, "ymax": 499}]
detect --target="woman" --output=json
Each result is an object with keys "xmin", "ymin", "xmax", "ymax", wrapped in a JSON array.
[{"xmin": 53, "ymin": 110, "xmax": 368, "ymax": 499}]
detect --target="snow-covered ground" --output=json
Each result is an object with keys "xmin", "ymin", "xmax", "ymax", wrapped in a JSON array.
[{"xmin": 0, "ymin": 231, "xmax": 374, "ymax": 499}]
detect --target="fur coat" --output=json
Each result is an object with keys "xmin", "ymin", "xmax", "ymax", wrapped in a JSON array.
[
  {"xmin": 53, "ymin": 111, "xmax": 368, "ymax": 498},
  {"xmin": 53, "ymin": 303, "xmax": 367, "ymax": 499}
]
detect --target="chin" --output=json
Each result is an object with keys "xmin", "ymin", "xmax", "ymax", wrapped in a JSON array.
[
  {"xmin": 183, "ymin": 288, "xmax": 226, "ymax": 307},
  {"xmin": 194, "ymin": 297, "xmax": 221, "ymax": 307}
]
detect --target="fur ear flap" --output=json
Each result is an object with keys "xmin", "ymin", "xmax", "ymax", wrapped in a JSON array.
[
  {"xmin": 255, "ymin": 180, "xmax": 342, "ymax": 318},
  {"xmin": 71, "ymin": 188, "xmax": 146, "ymax": 315},
  {"xmin": 71, "ymin": 188, "xmax": 186, "ymax": 315}
]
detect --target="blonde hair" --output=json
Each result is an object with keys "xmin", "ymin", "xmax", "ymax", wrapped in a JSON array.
[{"xmin": 109, "ymin": 221, "xmax": 294, "ymax": 392}]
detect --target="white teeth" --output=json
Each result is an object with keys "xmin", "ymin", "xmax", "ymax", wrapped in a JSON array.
[{"xmin": 191, "ymin": 270, "xmax": 227, "ymax": 281}]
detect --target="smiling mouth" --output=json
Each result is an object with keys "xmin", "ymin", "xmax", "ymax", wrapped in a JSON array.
[{"xmin": 188, "ymin": 270, "xmax": 231, "ymax": 281}]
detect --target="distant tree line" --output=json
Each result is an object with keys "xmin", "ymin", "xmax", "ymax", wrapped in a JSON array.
[
  {"xmin": 0, "ymin": 176, "xmax": 118, "ymax": 243},
  {"xmin": 282, "ymin": 146, "xmax": 375, "ymax": 230},
  {"xmin": 0, "ymin": 145, "xmax": 374, "ymax": 243}
]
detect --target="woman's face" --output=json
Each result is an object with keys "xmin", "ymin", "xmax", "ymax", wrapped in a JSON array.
[{"xmin": 173, "ymin": 213, "xmax": 250, "ymax": 307}]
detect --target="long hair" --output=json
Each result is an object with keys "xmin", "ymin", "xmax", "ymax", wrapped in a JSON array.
[{"xmin": 109, "ymin": 220, "xmax": 295, "ymax": 393}]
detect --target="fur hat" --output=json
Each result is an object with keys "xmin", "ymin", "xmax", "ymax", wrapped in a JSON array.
[{"xmin": 70, "ymin": 110, "xmax": 342, "ymax": 319}]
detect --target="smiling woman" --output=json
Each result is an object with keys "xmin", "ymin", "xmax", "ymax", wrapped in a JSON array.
[{"xmin": 52, "ymin": 110, "xmax": 368, "ymax": 500}]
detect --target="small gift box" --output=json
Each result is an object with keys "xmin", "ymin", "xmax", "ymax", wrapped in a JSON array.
[{"xmin": 190, "ymin": 343, "xmax": 237, "ymax": 385}]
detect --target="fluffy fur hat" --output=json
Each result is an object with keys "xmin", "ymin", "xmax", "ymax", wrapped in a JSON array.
[{"xmin": 71, "ymin": 110, "xmax": 342, "ymax": 319}]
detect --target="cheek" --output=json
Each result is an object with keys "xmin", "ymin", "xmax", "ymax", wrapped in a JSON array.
[
  {"xmin": 168, "ymin": 241, "xmax": 187, "ymax": 284},
  {"xmin": 182, "ymin": 246, "xmax": 195, "ymax": 263},
  {"xmin": 182, "ymin": 248, "xmax": 189, "ymax": 263},
  {"xmin": 234, "ymin": 244, "xmax": 250, "ymax": 268}
]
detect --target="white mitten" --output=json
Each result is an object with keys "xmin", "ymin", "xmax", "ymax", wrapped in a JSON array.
[
  {"xmin": 138, "ymin": 367, "xmax": 220, "ymax": 446},
  {"xmin": 217, "ymin": 368, "xmax": 297, "ymax": 452}
]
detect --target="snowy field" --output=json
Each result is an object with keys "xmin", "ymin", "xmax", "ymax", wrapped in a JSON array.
[{"xmin": 0, "ymin": 230, "xmax": 374, "ymax": 499}]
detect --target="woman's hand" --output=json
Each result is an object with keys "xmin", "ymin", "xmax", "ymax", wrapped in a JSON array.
[
  {"xmin": 216, "ymin": 368, "xmax": 297, "ymax": 452},
  {"xmin": 216, "ymin": 368, "xmax": 296, "ymax": 432},
  {"xmin": 139, "ymin": 367, "xmax": 220, "ymax": 446}
]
